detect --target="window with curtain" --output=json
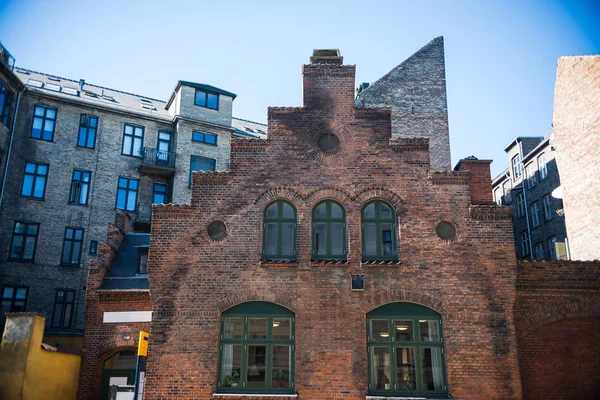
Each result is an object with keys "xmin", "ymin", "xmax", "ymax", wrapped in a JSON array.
[
  {"xmin": 219, "ymin": 302, "xmax": 294, "ymax": 394},
  {"xmin": 361, "ymin": 200, "xmax": 397, "ymax": 261},
  {"xmin": 262, "ymin": 200, "xmax": 297, "ymax": 261},
  {"xmin": 312, "ymin": 200, "xmax": 346, "ymax": 260},
  {"xmin": 367, "ymin": 302, "xmax": 446, "ymax": 396}
]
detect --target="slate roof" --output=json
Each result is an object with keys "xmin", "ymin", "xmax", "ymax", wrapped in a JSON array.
[
  {"xmin": 99, "ymin": 233, "xmax": 150, "ymax": 291},
  {"xmin": 231, "ymin": 117, "xmax": 267, "ymax": 139}
]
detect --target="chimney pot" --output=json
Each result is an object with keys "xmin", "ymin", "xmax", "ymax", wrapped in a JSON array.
[
  {"xmin": 79, "ymin": 79, "xmax": 85, "ymax": 91},
  {"xmin": 310, "ymin": 49, "xmax": 343, "ymax": 65}
]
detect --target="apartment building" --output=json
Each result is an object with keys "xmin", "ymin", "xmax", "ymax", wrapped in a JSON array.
[
  {"xmin": 0, "ymin": 41, "xmax": 266, "ymax": 345},
  {"xmin": 492, "ymin": 133, "xmax": 568, "ymax": 260}
]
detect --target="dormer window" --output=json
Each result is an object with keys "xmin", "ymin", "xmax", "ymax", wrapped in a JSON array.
[{"xmin": 195, "ymin": 89, "xmax": 219, "ymax": 110}]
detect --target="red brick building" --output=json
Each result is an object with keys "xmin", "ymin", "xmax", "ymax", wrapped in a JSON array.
[{"xmin": 79, "ymin": 42, "xmax": 600, "ymax": 400}]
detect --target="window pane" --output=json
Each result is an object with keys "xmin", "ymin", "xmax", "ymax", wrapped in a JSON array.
[
  {"xmin": 34, "ymin": 106, "xmax": 44, "ymax": 116},
  {"xmin": 422, "ymin": 347, "xmax": 444, "ymax": 391},
  {"xmin": 314, "ymin": 223, "xmax": 327, "ymax": 256},
  {"xmin": 207, "ymin": 93, "xmax": 218, "ymax": 109},
  {"xmin": 3, "ymin": 287, "xmax": 14, "ymax": 299},
  {"xmin": 220, "ymin": 344, "xmax": 242, "ymax": 387},
  {"xmin": 419, "ymin": 320, "xmax": 440, "ymax": 341},
  {"xmin": 33, "ymin": 177, "xmax": 46, "ymax": 198},
  {"xmin": 371, "ymin": 347, "xmax": 391, "ymax": 391},
  {"xmin": 249, "ymin": 318, "xmax": 267, "ymax": 339},
  {"xmin": 394, "ymin": 320, "xmax": 413, "ymax": 341},
  {"xmin": 79, "ymin": 183, "xmax": 89, "ymax": 204},
  {"xmin": 153, "ymin": 193, "xmax": 165, "ymax": 204},
  {"xmin": 52, "ymin": 303, "xmax": 63, "ymax": 327},
  {"xmin": 370, "ymin": 319, "xmax": 389, "ymax": 341},
  {"xmin": 205, "ymin": 134, "xmax": 217, "ymax": 145},
  {"xmin": 223, "ymin": 318, "xmax": 243, "ymax": 339},
  {"xmin": 86, "ymin": 129, "xmax": 95, "ymax": 148},
  {"xmin": 363, "ymin": 203, "xmax": 376, "ymax": 219},
  {"xmin": 331, "ymin": 222, "xmax": 344, "ymax": 256},
  {"xmin": 66, "ymin": 291, "xmax": 74, "ymax": 302},
  {"xmin": 23, "ymin": 237, "xmax": 36, "ymax": 259},
  {"xmin": 62, "ymin": 303, "xmax": 72, "ymax": 327},
  {"xmin": 25, "ymin": 163, "xmax": 36, "ymax": 173},
  {"xmin": 74, "ymin": 229, "xmax": 83, "ymax": 240},
  {"xmin": 118, "ymin": 178, "xmax": 128, "ymax": 188},
  {"xmin": 272, "ymin": 345, "xmax": 291, "ymax": 388},
  {"xmin": 66, "ymin": 229, "xmax": 74, "ymax": 240},
  {"xmin": 396, "ymin": 347, "xmax": 416, "ymax": 391},
  {"xmin": 129, "ymin": 180, "xmax": 138, "ymax": 190},
  {"xmin": 314, "ymin": 203, "xmax": 326, "ymax": 218},
  {"xmin": 43, "ymin": 120, "xmax": 54, "ymax": 140},
  {"xmin": 380, "ymin": 203, "xmax": 392, "ymax": 219},
  {"xmin": 21, "ymin": 175, "xmax": 33, "ymax": 196},
  {"xmin": 195, "ymin": 91, "xmax": 206, "ymax": 107},
  {"xmin": 16, "ymin": 289, "xmax": 27, "ymax": 300},
  {"xmin": 89, "ymin": 117, "xmax": 97, "ymax": 128},
  {"xmin": 282, "ymin": 203, "xmax": 294, "ymax": 219},
  {"xmin": 122, "ymin": 135, "xmax": 132, "ymax": 154},
  {"xmin": 247, "ymin": 345, "xmax": 266, "ymax": 388},
  {"xmin": 273, "ymin": 318, "xmax": 291, "ymax": 339},
  {"xmin": 265, "ymin": 223, "xmax": 278, "ymax": 256},
  {"xmin": 266, "ymin": 203, "xmax": 278, "ymax": 219},
  {"xmin": 134, "ymin": 127, "xmax": 143, "ymax": 137},
  {"xmin": 46, "ymin": 108, "xmax": 56, "ymax": 119},
  {"xmin": 133, "ymin": 137, "xmax": 143, "ymax": 156},
  {"xmin": 281, "ymin": 223, "xmax": 294, "ymax": 256},
  {"xmin": 37, "ymin": 165, "xmax": 47, "ymax": 175},
  {"xmin": 124, "ymin": 125, "xmax": 133, "ymax": 134},
  {"xmin": 31, "ymin": 118, "xmax": 43, "ymax": 138},
  {"xmin": 331, "ymin": 203, "xmax": 343, "ymax": 219},
  {"xmin": 126, "ymin": 190, "xmax": 137, "ymax": 211},
  {"xmin": 10, "ymin": 236, "xmax": 23, "ymax": 258},
  {"xmin": 26, "ymin": 224, "xmax": 38, "ymax": 235},
  {"xmin": 116, "ymin": 189, "xmax": 126, "ymax": 209},
  {"xmin": 364, "ymin": 224, "xmax": 377, "ymax": 256},
  {"xmin": 71, "ymin": 242, "xmax": 81, "ymax": 264},
  {"xmin": 381, "ymin": 224, "xmax": 393, "ymax": 256},
  {"xmin": 62, "ymin": 241, "xmax": 72, "ymax": 264}
]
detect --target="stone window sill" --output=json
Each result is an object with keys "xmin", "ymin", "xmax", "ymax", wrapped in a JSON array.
[{"xmin": 213, "ymin": 394, "xmax": 298, "ymax": 398}]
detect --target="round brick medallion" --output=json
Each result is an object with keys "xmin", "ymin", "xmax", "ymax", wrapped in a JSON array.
[
  {"xmin": 318, "ymin": 133, "xmax": 340, "ymax": 153},
  {"xmin": 207, "ymin": 221, "xmax": 227, "ymax": 240},
  {"xmin": 436, "ymin": 221, "xmax": 457, "ymax": 241}
]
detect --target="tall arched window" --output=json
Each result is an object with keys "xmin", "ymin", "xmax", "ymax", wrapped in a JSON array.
[
  {"xmin": 367, "ymin": 303, "xmax": 446, "ymax": 396},
  {"xmin": 312, "ymin": 200, "xmax": 346, "ymax": 260},
  {"xmin": 361, "ymin": 200, "xmax": 397, "ymax": 261},
  {"xmin": 263, "ymin": 200, "xmax": 297, "ymax": 260},
  {"xmin": 219, "ymin": 302, "xmax": 295, "ymax": 393}
]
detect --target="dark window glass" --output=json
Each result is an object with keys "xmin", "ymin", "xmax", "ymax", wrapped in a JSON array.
[
  {"xmin": 77, "ymin": 114, "xmax": 98, "ymax": 148},
  {"xmin": 21, "ymin": 162, "xmax": 48, "ymax": 199},
  {"xmin": 157, "ymin": 131, "xmax": 171, "ymax": 164},
  {"xmin": 31, "ymin": 105, "xmax": 56, "ymax": 141},
  {"xmin": 312, "ymin": 200, "xmax": 346, "ymax": 260},
  {"xmin": 189, "ymin": 156, "xmax": 216, "ymax": 187},
  {"xmin": 121, "ymin": 124, "xmax": 144, "ymax": 156},
  {"xmin": 192, "ymin": 131, "xmax": 217, "ymax": 145},
  {"xmin": 138, "ymin": 248, "xmax": 148, "ymax": 274},
  {"xmin": 362, "ymin": 200, "xmax": 397, "ymax": 261},
  {"xmin": 195, "ymin": 89, "xmax": 219, "ymax": 110},
  {"xmin": 69, "ymin": 170, "xmax": 91, "ymax": 205},
  {"xmin": 368, "ymin": 303, "xmax": 446, "ymax": 396},
  {"xmin": 219, "ymin": 302, "xmax": 294, "ymax": 394},
  {"xmin": 51, "ymin": 289, "xmax": 75, "ymax": 329},
  {"xmin": 512, "ymin": 154, "xmax": 521, "ymax": 179},
  {"xmin": 0, "ymin": 81, "xmax": 13, "ymax": 127},
  {"xmin": 89, "ymin": 240, "xmax": 98, "ymax": 255},
  {"xmin": 263, "ymin": 200, "xmax": 297, "ymax": 260},
  {"xmin": 116, "ymin": 177, "xmax": 138, "ymax": 211},
  {"xmin": 10, "ymin": 222, "xmax": 39, "ymax": 261},
  {"xmin": 152, "ymin": 183, "xmax": 168, "ymax": 204},
  {"xmin": 61, "ymin": 227, "xmax": 84, "ymax": 266},
  {"xmin": 1, "ymin": 286, "xmax": 28, "ymax": 325}
]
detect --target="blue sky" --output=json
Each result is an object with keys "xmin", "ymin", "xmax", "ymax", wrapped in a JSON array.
[{"xmin": 1, "ymin": 0, "xmax": 598, "ymax": 176}]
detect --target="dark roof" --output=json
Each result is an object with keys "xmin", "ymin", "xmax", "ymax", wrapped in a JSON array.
[
  {"xmin": 99, "ymin": 233, "xmax": 150, "ymax": 291},
  {"xmin": 178, "ymin": 81, "xmax": 237, "ymax": 99}
]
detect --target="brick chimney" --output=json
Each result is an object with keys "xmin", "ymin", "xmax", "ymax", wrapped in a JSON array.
[
  {"xmin": 454, "ymin": 157, "xmax": 494, "ymax": 205},
  {"xmin": 302, "ymin": 49, "xmax": 355, "ymax": 111}
]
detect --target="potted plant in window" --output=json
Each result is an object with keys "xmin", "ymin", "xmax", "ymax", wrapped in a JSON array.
[{"xmin": 230, "ymin": 371, "xmax": 240, "ymax": 388}]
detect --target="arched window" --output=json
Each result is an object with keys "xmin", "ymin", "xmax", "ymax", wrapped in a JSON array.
[
  {"xmin": 312, "ymin": 200, "xmax": 346, "ymax": 260},
  {"xmin": 219, "ymin": 302, "xmax": 295, "ymax": 393},
  {"xmin": 367, "ymin": 303, "xmax": 446, "ymax": 396},
  {"xmin": 100, "ymin": 351, "xmax": 137, "ymax": 399},
  {"xmin": 263, "ymin": 200, "xmax": 297, "ymax": 260},
  {"xmin": 361, "ymin": 200, "xmax": 397, "ymax": 261}
]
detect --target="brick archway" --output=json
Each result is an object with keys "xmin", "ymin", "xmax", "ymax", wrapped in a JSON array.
[
  {"xmin": 360, "ymin": 289, "xmax": 446, "ymax": 316},
  {"xmin": 353, "ymin": 187, "xmax": 405, "ymax": 215},
  {"xmin": 254, "ymin": 187, "xmax": 304, "ymax": 209},
  {"xmin": 517, "ymin": 298, "xmax": 600, "ymax": 339},
  {"xmin": 215, "ymin": 288, "xmax": 297, "ymax": 314},
  {"xmin": 305, "ymin": 187, "xmax": 353, "ymax": 210}
]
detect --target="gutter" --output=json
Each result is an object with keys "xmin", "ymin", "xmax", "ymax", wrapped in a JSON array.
[{"xmin": 0, "ymin": 88, "xmax": 23, "ymax": 207}]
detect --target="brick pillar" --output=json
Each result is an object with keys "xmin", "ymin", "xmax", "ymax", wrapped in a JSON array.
[{"xmin": 455, "ymin": 158, "xmax": 494, "ymax": 205}]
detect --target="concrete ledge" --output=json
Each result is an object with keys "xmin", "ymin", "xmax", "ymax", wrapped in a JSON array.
[{"xmin": 212, "ymin": 394, "xmax": 298, "ymax": 398}]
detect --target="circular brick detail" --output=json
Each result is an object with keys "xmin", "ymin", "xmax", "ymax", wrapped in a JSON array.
[
  {"xmin": 436, "ymin": 221, "xmax": 457, "ymax": 241},
  {"xmin": 318, "ymin": 133, "xmax": 340, "ymax": 154},
  {"xmin": 207, "ymin": 220, "xmax": 227, "ymax": 240}
]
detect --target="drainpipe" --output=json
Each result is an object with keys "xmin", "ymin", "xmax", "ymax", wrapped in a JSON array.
[
  {"xmin": 519, "ymin": 140, "xmax": 534, "ymax": 258},
  {"xmin": 0, "ymin": 88, "xmax": 23, "ymax": 207}
]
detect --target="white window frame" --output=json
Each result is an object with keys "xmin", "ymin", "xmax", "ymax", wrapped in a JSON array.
[
  {"xmin": 526, "ymin": 162, "xmax": 536, "ymax": 189},
  {"xmin": 538, "ymin": 153, "xmax": 547, "ymax": 181}
]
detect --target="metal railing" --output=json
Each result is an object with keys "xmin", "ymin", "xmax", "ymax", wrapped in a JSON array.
[
  {"xmin": 136, "ymin": 203, "xmax": 152, "ymax": 224},
  {"xmin": 0, "ymin": 42, "xmax": 15, "ymax": 71},
  {"xmin": 141, "ymin": 147, "xmax": 176, "ymax": 169}
]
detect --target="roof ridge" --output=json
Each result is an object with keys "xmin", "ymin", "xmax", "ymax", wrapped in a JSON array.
[
  {"xmin": 232, "ymin": 116, "xmax": 267, "ymax": 126},
  {"xmin": 15, "ymin": 67, "xmax": 166, "ymax": 103}
]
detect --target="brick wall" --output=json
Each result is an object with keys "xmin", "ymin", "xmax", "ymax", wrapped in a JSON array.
[
  {"xmin": 552, "ymin": 55, "xmax": 600, "ymax": 261},
  {"xmin": 515, "ymin": 260, "xmax": 600, "ymax": 399},
  {"xmin": 145, "ymin": 49, "xmax": 521, "ymax": 399}
]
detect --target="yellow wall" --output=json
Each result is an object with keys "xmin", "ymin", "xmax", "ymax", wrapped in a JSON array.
[{"xmin": 0, "ymin": 313, "xmax": 81, "ymax": 400}]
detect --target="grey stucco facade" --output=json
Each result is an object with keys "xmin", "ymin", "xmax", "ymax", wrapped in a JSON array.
[{"xmin": 0, "ymin": 60, "xmax": 265, "ymax": 338}]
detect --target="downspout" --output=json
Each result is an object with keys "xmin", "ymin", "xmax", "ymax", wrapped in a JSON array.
[
  {"xmin": 0, "ymin": 88, "xmax": 23, "ymax": 207},
  {"xmin": 519, "ymin": 141, "xmax": 534, "ymax": 258}
]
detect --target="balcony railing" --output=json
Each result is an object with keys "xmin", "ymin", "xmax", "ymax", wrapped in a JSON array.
[
  {"xmin": 136, "ymin": 203, "xmax": 153, "ymax": 225},
  {"xmin": 0, "ymin": 42, "xmax": 15, "ymax": 71},
  {"xmin": 140, "ymin": 147, "xmax": 176, "ymax": 175}
]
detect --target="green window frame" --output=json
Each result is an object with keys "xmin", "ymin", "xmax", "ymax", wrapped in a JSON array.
[
  {"xmin": 219, "ymin": 302, "xmax": 295, "ymax": 394},
  {"xmin": 367, "ymin": 302, "xmax": 447, "ymax": 396},
  {"xmin": 361, "ymin": 200, "xmax": 397, "ymax": 261},
  {"xmin": 262, "ymin": 200, "xmax": 297, "ymax": 261},
  {"xmin": 312, "ymin": 200, "xmax": 346, "ymax": 260}
]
